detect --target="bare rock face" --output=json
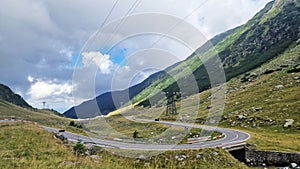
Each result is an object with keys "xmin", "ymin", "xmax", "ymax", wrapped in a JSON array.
[{"xmin": 283, "ymin": 119, "xmax": 294, "ymax": 128}]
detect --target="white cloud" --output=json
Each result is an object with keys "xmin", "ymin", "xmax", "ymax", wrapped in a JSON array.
[
  {"xmin": 27, "ymin": 76, "xmax": 34, "ymax": 83},
  {"xmin": 26, "ymin": 77, "xmax": 77, "ymax": 111},
  {"xmin": 59, "ymin": 48, "xmax": 73, "ymax": 59},
  {"xmin": 27, "ymin": 78, "xmax": 73, "ymax": 99},
  {"xmin": 82, "ymin": 51, "xmax": 113, "ymax": 74},
  {"xmin": 0, "ymin": 0, "xmax": 273, "ymax": 112}
]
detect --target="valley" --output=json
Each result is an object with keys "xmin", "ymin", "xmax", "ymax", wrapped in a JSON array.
[{"xmin": 0, "ymin": 0, "xmax": 299, "ymax": 168}]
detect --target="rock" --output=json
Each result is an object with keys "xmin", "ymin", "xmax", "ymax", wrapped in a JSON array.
[
  {"xmin": 231, "ymin": 121, "xmax": 236, "ymax": 126},
  {"xmin": 275, "ymin": 85, "xmax": 284, "ymax": 89},
  {"xmin": 290, "ymin": 162, "xmax": 298, "ymax": 168},
  {"xmin": 263, "ymin": 69, "xmax": 275, "ymax": 74},
  {"xmin": 144, "ymin": 162, "xmax": 150, "ymax": 167},
  {"xmin": 240, "ymin": 77, "xmax": 249, "ymax": 83},
  {"xmin": 60, "ymin": 161, "xmax": 80, "ymax": 166},
  {"xmin": 212, "ymin": 152, "xmax": 219, "ymax": 156},
  {"xmin": 55, "ymin": 133, "xmax": 67, "ymax": 141},
  {"xmin": 237, "ymin": 115, "xmax": 247, "ymax": 120},
  {"xmin": 280, "ymin": 64, "xmax": 289, "ymax": 68},
  {"xmin": 241, "ymin": 72, "xmax": 258, "ymax": 83},
  {"xmin": 287, "ymin": 65, "xmax": 300, "ymax": 73},
  {"xmin": 284, "ymin": 119, "xmax": 294, "ymax": 128},
  {"xmin": 255, "ymin": 107, "xmax": 262, "ymax": 111},
  {"xmin": 230, "ymin": 111, "xmax": 239, "ymax": 114},
  {"xmin": 250, "ymin": 72, "xmax": 258, "ymax": 77},
  {"xmin": 138, "ymin": 155, "xmax": 146, "ymax": 160},
  {"xmin": 196, "ymin": 153, "xmax": 202, "ymax": 159}
]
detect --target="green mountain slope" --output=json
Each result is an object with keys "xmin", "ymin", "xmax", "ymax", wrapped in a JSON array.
[
  {"xmin": 63, "ymin": 22, "xmax": 236, "ymax": 119},
  {"xmin": 120, "ymin": 41, "xmax": 300, "ymax": 152},
  {"xmin": 132, "ymin": 0, "xmax": 300, "ymax": 105},
  {"xmin": 0, "ymin": 84, "xmax": 32, "ymax": 109}
]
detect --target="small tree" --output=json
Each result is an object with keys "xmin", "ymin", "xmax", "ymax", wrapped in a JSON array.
[
  {"xmin": 69, "ymin": 121, "xmax": 76, "ymax": 127},
  {"xmin": 73, "ymin": 140, "xmax": 87, "ymax": 156}
]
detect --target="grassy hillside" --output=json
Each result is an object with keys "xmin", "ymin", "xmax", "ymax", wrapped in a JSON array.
[
  {"xmin": 131, "ymin": 0, "xmax": 300, "ymax": 106},
  {"xmin": 0, "ymin": 84, "xmax": 32, "ymax": 109},
  {"xmin": 0, "ymin": 122, "xmax": 248, "ymax": 169},
  {"xmin": 117, "ymin": 42, "xmax": 300, "ymax": 152},
  {"xmin": 0, "ymin": 100, "xmax": 87, "ymax": 135},
  {"xmin": 63, "ymin": 19, "xmax": 237, "ymax": 119},
  {"xmin": 64, "ymin": 0, "xmax": 300, "ymax": 119}
]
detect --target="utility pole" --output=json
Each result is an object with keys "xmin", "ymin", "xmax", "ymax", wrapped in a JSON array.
[{"xmin": 42, "ymin": 101, "xmax": 46, "ymax": 109}]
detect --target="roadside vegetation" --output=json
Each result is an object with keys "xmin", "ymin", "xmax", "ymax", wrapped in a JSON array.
[
  {"xmin": 0, "ymin": 122, "xmax": 248, "ymax": 169},
  {"xmin": 0, "ymin": 100, "xmax": 87, "ymax": 135}
]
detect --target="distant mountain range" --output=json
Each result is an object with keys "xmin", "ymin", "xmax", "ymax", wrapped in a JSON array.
[{"xmin": 64, "ymin": 0, "xmax": 300, "ymax": 119}]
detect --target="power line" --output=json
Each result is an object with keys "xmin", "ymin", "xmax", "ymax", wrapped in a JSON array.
[
  {"xmin": 151, "ymin": 0, "xmax": 208, "ymax": 48},
  {"xmin": 101, "ymin": 0, "xmax": 120, "ymax": 28},
  {"xmin": 102, "ymin": 0, "xmax": 143, "ymax": 54},
  {"xmin": 85, "ymin": 0, "xmax": 120, "ymax": 52}
]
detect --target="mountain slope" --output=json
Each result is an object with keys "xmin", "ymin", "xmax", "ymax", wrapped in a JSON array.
[
  {"xmin": 64, "ymin": 71, "xmax": 166, "ymax": 118},
  {"xmin": 131, "ymin": 0, "xmax": 300, "ymax": 105},
  {"xmin": 0, "ymin": 84, "xmax": 32, "ymax": 109},
  {"xmin": 117, "ymin": 42, "xmax": 300, "ymax": 152},
  {"xmin": 63, "ymin": 27, "xmax": 233, "ymax": 119},
  {"xmin": 64, "ymin": 0, "xmax": 300, "ymax": 118}
]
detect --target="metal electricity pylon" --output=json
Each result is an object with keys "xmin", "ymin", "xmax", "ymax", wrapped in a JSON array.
[{"xmin": 165, "ymin": 91, "xmax": 180, "ymax": 116}]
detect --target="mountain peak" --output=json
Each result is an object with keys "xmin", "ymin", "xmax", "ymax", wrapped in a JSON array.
[{"xmin": 64, "ymin": 0, "xmax": 300, "ymax": 119}]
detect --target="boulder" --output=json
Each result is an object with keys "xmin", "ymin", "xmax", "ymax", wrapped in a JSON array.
[
  {"xmin": 284, "ymin": 119, "xmax": 294, "ymax": 128},
  {"xmin": 290, "ymin": 162, "xmax": 297, "ymax": 168},
  {"xmin": 263, "ymin": 69, "xmax": 275, "ymax": 74},
  {"xmin": 287, "ymin": 65, "xmax": 300, "ymax": 73},
  {"xmin": 237, "ymin": 115, "xmax": 247, "ymax": 120},
  {"xmin": 275, "ymin": 85, "xmax": 284, "ymax": 89},
  {"xmin": 138, "ymin": 155, "xmax": 146, "ymax": 160}
]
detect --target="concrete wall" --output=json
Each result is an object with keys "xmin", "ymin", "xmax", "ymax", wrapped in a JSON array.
[{"xmin": 245, "ymin": 149, "xmax": 300, "ymax": 166}]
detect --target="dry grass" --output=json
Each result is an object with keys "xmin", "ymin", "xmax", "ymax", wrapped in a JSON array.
[{"xmin": 0, "ymin": 122, "xmax": 248, "ymax": 169}]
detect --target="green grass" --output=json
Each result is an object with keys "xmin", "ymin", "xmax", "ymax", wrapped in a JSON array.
[
  {"xmin": 131, "ymin": 0, "xmax": 300, "ymax": 107},
  {"xmin": 81, "ymin": 114, "xmax": 223, "ymax": 145},
  {"xmin": 0, "ymin": 100, "xmax": 87, "ymax": 135},
  {"xmin": 0, "ymin": 122, "xmax": 248, "ymax": 169},
  {"xmin": 115, "ymin": 43, "xmax": 300, "ymax": 153}
]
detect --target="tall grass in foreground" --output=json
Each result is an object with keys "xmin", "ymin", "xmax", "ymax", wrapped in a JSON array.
[{"xmin": 0, "ymin": 122, "xmax": 248, "ymax": 169}]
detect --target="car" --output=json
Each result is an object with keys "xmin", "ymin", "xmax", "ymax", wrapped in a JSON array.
[
  {"xmin": 154, "ymin": 118, "xmax": 160, "ymax": 121},
  {"xmin": 58, "ymin": 129, "xmax": 65, "ymax": 132}
]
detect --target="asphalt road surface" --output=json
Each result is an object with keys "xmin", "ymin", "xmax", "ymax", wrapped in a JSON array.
[{"xmin": 42, "ymin": 120, "xmax": 250, "ymax": 150}]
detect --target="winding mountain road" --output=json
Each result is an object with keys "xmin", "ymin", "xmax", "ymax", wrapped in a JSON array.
[{"xmin": 42, "ymin": 120, "xmax": 250, "ymax": 150}]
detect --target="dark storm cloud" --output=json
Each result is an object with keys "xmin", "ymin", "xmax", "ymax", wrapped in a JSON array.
[{"xmin": 0, "ymin": 0, "xmax": 272, "ymax": 111}]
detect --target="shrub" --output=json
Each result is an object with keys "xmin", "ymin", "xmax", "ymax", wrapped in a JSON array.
[{"xmin": 73, "ymin": 140, "xmax": 87, "ymax": 156}]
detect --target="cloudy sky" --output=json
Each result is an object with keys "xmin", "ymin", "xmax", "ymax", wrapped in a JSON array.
[{"xmin": 0, "ymin": 0, "xmax": 272, "ymax": 112}]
